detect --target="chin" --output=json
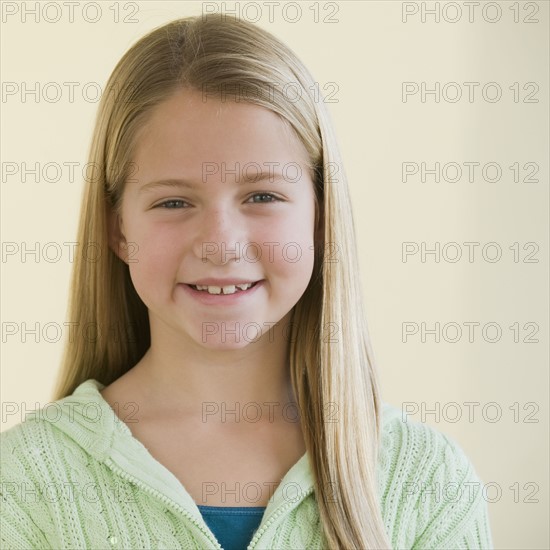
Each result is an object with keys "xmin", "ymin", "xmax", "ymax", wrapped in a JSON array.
[{"xmin": 198, "ymin": 338, "xmax": 259, "ymax": 351}]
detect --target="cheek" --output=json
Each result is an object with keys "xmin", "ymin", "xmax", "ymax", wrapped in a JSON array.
[
  {"xmin": 258, "ymin": 214, "xmax": 315, "ymax": 280},
  {"xmin": 126, "ymin": 226, "xmax": 179, "ymax": 292}
]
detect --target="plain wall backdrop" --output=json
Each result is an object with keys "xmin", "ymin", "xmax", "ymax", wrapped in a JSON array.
[{"xmin": 1, "ymin": 1, "xmax": 548, "ymax": 548}]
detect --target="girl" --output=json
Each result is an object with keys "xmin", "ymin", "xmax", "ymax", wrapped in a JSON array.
[{"xmin": 1, "ymin": 14, "xmax": 494, "ymax": 549}]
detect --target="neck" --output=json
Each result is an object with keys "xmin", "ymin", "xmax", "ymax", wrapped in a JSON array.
[{"xmin": 127, "ymin": 312, "xmax": 298, "ymax": 424}]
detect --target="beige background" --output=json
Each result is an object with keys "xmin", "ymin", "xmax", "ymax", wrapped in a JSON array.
[{"xmin": 1, "ymin": 1, "xmax": 548, "ymax": 548}]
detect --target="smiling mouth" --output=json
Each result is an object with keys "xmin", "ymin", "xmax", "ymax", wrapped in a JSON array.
[{"xmin": 186, "ymin": 281, "xmax": 260, "ymax": 295}]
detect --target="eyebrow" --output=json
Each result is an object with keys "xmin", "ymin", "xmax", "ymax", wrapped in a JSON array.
[{"xmin": 139, "ymin": 171, "xmax": 288, "ymax": 193}]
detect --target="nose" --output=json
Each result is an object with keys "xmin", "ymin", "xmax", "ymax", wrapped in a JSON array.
[{"xmin": 193, "ymin": 204, "xmax": 245, "ymax": 265}]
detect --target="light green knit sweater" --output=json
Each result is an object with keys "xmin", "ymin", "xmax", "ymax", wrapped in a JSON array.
[{"xmin": 0, "ymin": 379, "xmax": 494, "ymax": 549}]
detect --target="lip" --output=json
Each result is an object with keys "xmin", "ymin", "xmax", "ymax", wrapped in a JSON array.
[
  {"xmin": 186, "ymin": 278, "xmax": 261, "ymax": 286},
  {"xmin": 179, "ymin": 280, "xmax": 264, "ymax": 305}
]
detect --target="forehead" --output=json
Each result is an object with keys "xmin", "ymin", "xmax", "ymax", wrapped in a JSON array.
[{"xmin": 130, "ymin": 88, "xmax": 310, "ymax": 182}]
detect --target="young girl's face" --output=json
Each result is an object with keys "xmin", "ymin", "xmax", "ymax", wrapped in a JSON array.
[{"xmin": 112, "ymin": 87, "xmax": 318, "ymax": 349}]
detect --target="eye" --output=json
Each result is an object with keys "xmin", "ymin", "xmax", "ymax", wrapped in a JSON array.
[
  {"xmin": 155, "ymin": 199, "xmax": 189, "ymax": 209},
  {"xmin": 153, "ymin": 193, "xmax": 282, "ymax": 209},
  {"xmin": 247, "ymin": 193, "xmax": 282, "ymax": 204}
]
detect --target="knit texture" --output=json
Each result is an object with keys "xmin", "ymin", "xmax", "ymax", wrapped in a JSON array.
[{"xmin": 0, "ymin": 379, "xmax": 494, "ymax": 549}]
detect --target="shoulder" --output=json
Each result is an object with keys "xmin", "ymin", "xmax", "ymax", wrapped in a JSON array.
[
  {"xmin": 0, "ymin": 384, "xmax": 115, "ymax": 549},
  {"xmin": 1, "ymin": 381, "xmax": 116, "ymax": 475},
  {"xmin": 0, "ymin": 414, "xmax": 83, "ymax": 488},
  {"xmin": 378, "ymin": 400, "xmax": 471, "ymax": 459},
  {"xmin": 0, "ymin": 419, "xmax": 63, "ymax": 547},
  {"xmin": 1, "ymin": 414, "xmax": 57, "ymax": 462},
  {"xmin": 377, "ymin": 401, "xmax": 494, "ymax": 549},
  {"xmin": 0, "ymin": 379, "xmax": 115, "ymax": 500},
  {"xmin": 378, "ymin": 401, "xmax": 477, "ymax": 490}
]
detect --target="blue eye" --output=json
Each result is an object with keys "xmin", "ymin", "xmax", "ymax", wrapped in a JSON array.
[
  {"xmin": 248, "ymin": 193, "xmax": 281, "ymax": 203},
  {"xmin": 156, "ymin": 199, "xmax": 188, "ymax": 209},
  {"xmin": 155, "ymin": 193, "xmax": 282, "ymax": 209}
]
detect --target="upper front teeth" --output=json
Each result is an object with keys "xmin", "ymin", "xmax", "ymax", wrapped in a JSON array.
[{"xmin": 195, "ymin": 283, "xmax": 254, "ymax": 294}]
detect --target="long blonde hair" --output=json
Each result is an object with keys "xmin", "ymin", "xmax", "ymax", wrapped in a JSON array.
[{"xmin": 52, "ymin": 14, "xmax": 391, "ymax": 549}]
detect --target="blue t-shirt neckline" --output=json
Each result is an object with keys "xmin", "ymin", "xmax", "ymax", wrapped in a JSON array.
[
  {"xmin": 196, "ymin": 504, "xmax": 267, "ymax": 549},
  {"xmin": 197, "ymin": 504, "xmax": 266, "ymax": 510}
]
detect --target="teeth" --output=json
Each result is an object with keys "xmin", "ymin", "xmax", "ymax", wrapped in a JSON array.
[{"xmin": 194, "ymin": 282, "xmax": 255, "ymax": 295}]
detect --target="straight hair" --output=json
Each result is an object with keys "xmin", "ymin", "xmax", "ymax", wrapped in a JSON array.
[{"xmin": 52, "ymin": 14, "xmax": 391, "ymax": 549}]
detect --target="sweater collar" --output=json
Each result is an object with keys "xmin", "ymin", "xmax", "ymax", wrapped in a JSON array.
[{"xmin": 33, "ymin": 378, "xmax": 314, "ymax": 525}]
